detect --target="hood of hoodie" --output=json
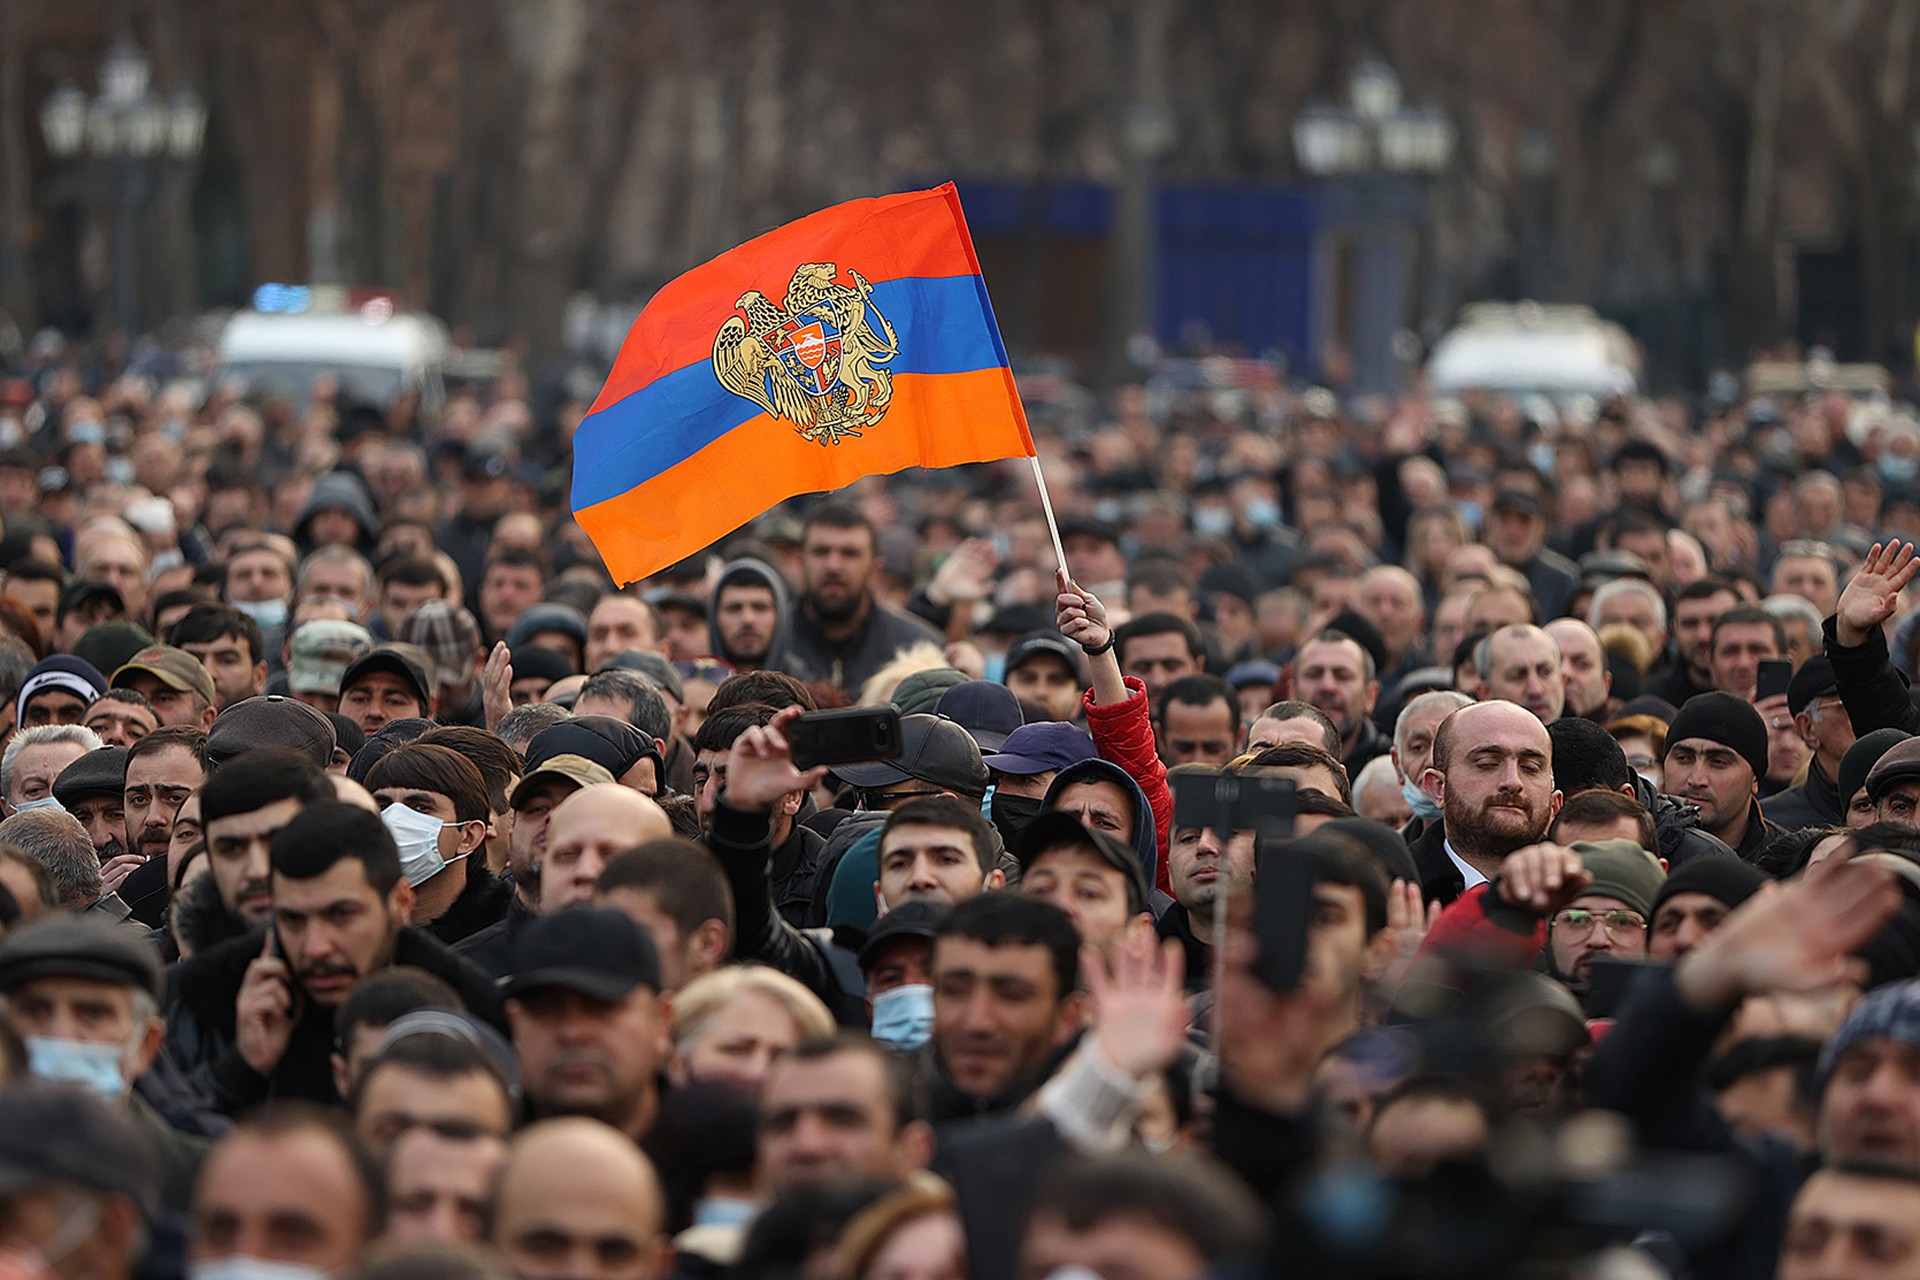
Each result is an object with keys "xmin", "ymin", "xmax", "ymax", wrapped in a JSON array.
[
  {"xmin": 709, "ymin": 558, "xmax": 796, "ymax": 671},
  {"xmin": 295, "ymin": 471, "xmax": 378, "ymax": 544},
  {"xmin": 1041, "ymin": 757, "xmax": 1160, "ymax": 889}
]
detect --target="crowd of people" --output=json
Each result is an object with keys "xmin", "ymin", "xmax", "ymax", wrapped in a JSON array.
[{"xmin": 0, "ymin": 346, "xmax": 1919, "ymax": 1280}]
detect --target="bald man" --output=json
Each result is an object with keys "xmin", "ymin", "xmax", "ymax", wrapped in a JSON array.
[
  {"xmin": 492, "ymin": 1118, "xmax": 670, "ymax": 1280},
  {"xmin": 539, "ymin": 786, "xmax": 672, "ymax": 913},
  {"xmin": 1544, "ymin": 618, "xmax": 1612, "ymax": 720},
  {"xmin": 1354, "ymin": 565, "xmax": 1428, "ymax": 676},
  {"xmin": 1410, "ymin": 700, "xmax": 1563, "ymax": 905},
  {"xmin": 1476, "ymin": 625, "xmax": 1565, "ymax": 724}
]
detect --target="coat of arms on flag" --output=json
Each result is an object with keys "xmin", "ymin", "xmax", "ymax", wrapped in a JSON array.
[{"xmin": 711, "ymin": 262, "xmax": 900, "ymax": 446}]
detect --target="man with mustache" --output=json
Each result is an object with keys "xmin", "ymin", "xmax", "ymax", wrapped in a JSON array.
[
  {"xmin": 784, "ymin": 503, "xmax": 942, "ymax": 696},
  {"xmin": 162, "ymin": 799, "xmax": 501, "ymax": 1114},
  {"xmin": 1661, "ymin": 691, "xmax": 1783, "ymax": 861},
  {"xmin": 1409, "ymin": 700, "xmax": 1564, "ymax": 906}
]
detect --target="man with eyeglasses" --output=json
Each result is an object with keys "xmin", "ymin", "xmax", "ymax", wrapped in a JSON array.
[
  {"xmin": 1423, "ymin": 838, "xmax": 1665, "ymax": 1011},
  {"xmin": 1765, "ymin": 657, "xmax": 1858, "ymax": 830}
]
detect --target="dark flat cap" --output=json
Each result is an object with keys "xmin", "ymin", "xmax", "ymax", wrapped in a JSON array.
[
  {"xmin": 208, "ymin": 695, "xmax": 338, "ymax": 768},
  {"xmin": 0, "ymin": 912, "xmax": 162, "ymax": 999},
  {"xmin": 51, "ymin": 746, "xmax": 128, "ymax": 806}
]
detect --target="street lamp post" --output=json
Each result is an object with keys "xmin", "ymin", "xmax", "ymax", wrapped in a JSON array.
[
  {"xmin": 1291, "ymin": 59, "xmax": 1455, "ymax": 394},
  {"xmin": 38, "ymin": 36, "xmax": 206, "ymax": 337}
]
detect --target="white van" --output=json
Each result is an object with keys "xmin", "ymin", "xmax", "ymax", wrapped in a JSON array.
[
  {"xmin": 1426, "ymin": 302, "xmax": 1641, "ymax": 400},
  {"xmin": 215, "ymin": 289, "xmax": 449, "ymax": 414}
]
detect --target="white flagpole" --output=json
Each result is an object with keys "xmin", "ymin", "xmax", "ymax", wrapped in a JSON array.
[{"xmin": 1028, "ymin": 454, "xmax": 1071, "ymax": 577}]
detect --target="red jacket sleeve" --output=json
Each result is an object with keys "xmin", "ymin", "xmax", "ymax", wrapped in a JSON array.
[
  {"xmin": 1418, "ymin": 882, "xmax": 1548, "ymax": 970},
  {"xmin": 1082, "ymin": 676, "xmax": 1173, "ymax": 893}
]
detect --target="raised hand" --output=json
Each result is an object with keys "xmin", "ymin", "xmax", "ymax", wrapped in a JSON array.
[
  {"xmin": 1675, "ymin": 852, "xmax": 1900, "ymax": 1014},
  {"xmin": 1377, "ymin": 878, "xmax": 1441, "ymax": 998},
  {"xmin": 236, "ymin": 929, "xmax": 298, "ymax": 1076},
  {"xmin": 1836, "ymin": 541, "xmax": 1920, "ymax": 646},
  {"xmin": 722, "ymin": 705, "xmax": 827, "ymax": 813},
  {"xmin": 481, "ymin": 641, "xmax": 513, "ymax": 731},
  {"xmin": 1056, "ymin": 569, "xmax": 1111, "ymax": 653},
  {"xmin": 1495, "ymin": 843, "xmax": 1595, "ymax": 915},
  {"xmin": 926, "ymin": 537, "xmax": 999, "ymax": 608},
  {"xmin": 1082, "ymin": 930, "xmax": 1189, "ymax": 1079}
]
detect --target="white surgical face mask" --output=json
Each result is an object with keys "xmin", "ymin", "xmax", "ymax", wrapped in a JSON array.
[
  {"xmin": 1400, "ymin": 775, "xmax": 1441, "ymax": 822},
  {"xmin": 381, "ymin": 802, "xmax": 461, "ymax": 888},
  {"xmin": 190, "ymin": 1259, "xmax": 333, "ymax": 1280},
  {"xmin": 869, "ymin": 983, "xmax": 935, "ymax": 1053},
  {"xmin": 25, "ymin": 1035, "xmax": 131, "ymax": 1100},
  {"xmin": 233, "ymin": 597, "xmax": 289, "ymax": 632},
  {"xmin": 11, "ymin": 796, "xmax": 61, "ymax": 814}
]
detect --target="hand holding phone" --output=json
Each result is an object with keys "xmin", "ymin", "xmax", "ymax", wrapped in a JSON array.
[
  {"xmin": 787, "ymin": 707, "xmax": 903, "ymax": 771},
  {"xmin": 1756, "ymin": 658, "xmax": 1794, "ymax": 704},
  {"xmin": 236, "ymin": 926, "xmax": 299, "ymax": 1076}
]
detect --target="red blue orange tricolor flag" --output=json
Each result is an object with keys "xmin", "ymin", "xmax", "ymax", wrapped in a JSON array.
[{"xmin": 571, "ymin": 183, "xmax": 1036, "ymax": 585}]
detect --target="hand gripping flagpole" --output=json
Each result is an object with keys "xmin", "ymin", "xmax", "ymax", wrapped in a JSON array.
[{"xmin": 1028, "ymin": 455, "xmax": 1072, "ymax": 580}]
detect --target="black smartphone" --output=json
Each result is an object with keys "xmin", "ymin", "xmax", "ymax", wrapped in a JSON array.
[
  {"xmin": 788, "ymin": 706, "xmax": 903, "ymax": 771},
  {"xmin": 1252, "ymin": 841, "xmax": 1316, "ymax": 991},
  {"xmin": 1756, "ymin": 658, "xmax": 1793, "ymax": 703},
  {"xmin": 1583, "ymin": 957, "xmax": 1659, "ymax": 1019},
  {"xmin": 1171, "ymin": 770, "xmax": 1298, "ymax": 837},
  {"xmin": 1172, "ymin": 769, "xmax": 1304, "ymax": 988}
]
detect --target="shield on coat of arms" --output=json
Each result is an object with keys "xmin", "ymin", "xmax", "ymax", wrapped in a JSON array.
[{"xmin": 762, "ymin": 314, "xmax": 843, "ymax": 399}]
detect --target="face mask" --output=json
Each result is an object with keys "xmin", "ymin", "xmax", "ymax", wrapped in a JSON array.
[
  {"xmin": 11, "ymin": 796, "xmax": 61, "ymax": 814},
  {"xmin": 1193, "ymin": 507, "xmax": 1233, "ymax": 539},
  {"xmin": 691, "ymin": 1196, "xmax": 759, "ymax": 1230},
  {"xmin": 1455, "ymin": 500, "xmax": 1483, "ymax": 531},
  {"xmin": 1528, "ymin": 441, "xmax": 1556, "ymax": 475},
  {"xmin": 990, "ymin": 791, "xmax": 1045, "ymax": 850},
  {"xmin": 190, "ymin": 1259, "xmax": 333, "ymax": 1280},
  {"xmin": 151, "ymin": 548, "xmax": 185, "ymax": 575},
  {"xmin": 983, "ymin": 652, "xmax": 1006, "ymax": 684},
  {"xmin": 26, "ymin": 1035, "xmax": 128, "ymax": 1100},
  {"xmin": 104, "ymin": 456, "xmax": 135, "ymax": 486},
  {"xmin": 1883, "ymin": 455, "xmax": 1919, "ymax": 483},
  {"xmin": 382, "ymin": 803, "xmax": 460, "ymax": 888},
  {"xmin": 233, "ymin": 598, "xmax": 289, "ymax": 632},
  {"xmin": 1242, "ymin": 497, "xmax": 1281, "ymax": 529},
  {"xmin": 2, "ymin": 1195, "xmax": 97, "ymax": 1280},
  {"xmin": 869, "ymin": 983, "xmax": 935, "ymax": 1053},
  {"xmin": 1400, "ymin": 776, "xmax": 1441, "ymax": 821}
]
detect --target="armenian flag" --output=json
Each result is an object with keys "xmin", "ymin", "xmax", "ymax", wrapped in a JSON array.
[{"xmin": 571, "ymin": 183, "xmax": 1035, "ymax": 585}]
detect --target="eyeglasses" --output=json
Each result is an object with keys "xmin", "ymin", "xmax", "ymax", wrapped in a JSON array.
[
  {"xmin": 1552, "ymin": 908, "xmax": 1647, "ymax": 938},
  {"xmin": 860, "ymin": 788, "xmax": 944, "ymax": 811}
]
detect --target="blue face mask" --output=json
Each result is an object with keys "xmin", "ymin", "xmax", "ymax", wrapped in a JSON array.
[
  {"xmin": 983, "ymin": 653, "xmax": 1006, "ymax": 684},
  {"xmin": 691, "ymin": 1197, "xmax": 759, "ymax": 1230},
  {"xmin": 1883, "ymin": 455, "xmax": 1919, "ymax": 483},
  {"xmin": 1528, "ymin": 442, "xmax": 1556, "ymax": 475},
  {"xmin": 233, "ymin": 597, "xmax": 289, "ymax": 632},
  {"xmin": 190, "ymin": 1260, "xmax": 332, "ymax": 1280},
  {"xmin": 11, "ymin": 796, "xmax": 61, "ymax": 814},
  {"xmin": 26, "ymin": 1035, "xmax": 128, "ymax": 1100},
  {"xmin": 1193, "ymin": 507, "xmax": 1233, "ymax": 538},
  {"xmin": 1242, "ymin": 497, "xmax": 1281, "ymax": 529},
  {"xmin": 1401, "ymin": 775, "xmax": 1441, "ymax": 821},
  {"xmin": 1456, "ymin": 500, "xmax": 1483, "ymax": 531},
  {"xmin": 869, "ymin": 983, "xmax": 934, "ymax": 1053}
]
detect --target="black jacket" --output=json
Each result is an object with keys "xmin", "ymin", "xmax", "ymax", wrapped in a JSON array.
[
  {"xmin": 161, "ymin": 925, "xmax": 504, "ymax": 1115},
  {"xmin": 706, "ymin": 800, "xmax": 867, "ymax": 1026},
  {"xmin": 1341, "ymin": 717, "xmax": 1392, "ymax": 780},
  {"xmin": 453, "ymin": 892, "xmax": 535, "ymax": 983},
  {"xmin": 1825, "ymin": 613, "xmax": 1920, "ymax": 736},
  {"xmin": 786, "ymin": 599, "xmax": 945, "ymax": 696},
  {"xmin": 1407, "ymin": 820, "xmax": 1467, "ymax": 907},
  {"xmin": 1582, "ymin": 965, "xmax": 1807, "ymax": 1280},
  {"xmin": 1761, "ymin": 758, "xmax": 1842, "ymax": 832},
  {"xmin": 921, "ymin": 1035, "xmax": 1077, "ymax": 1126},
  {"xmin": 425, "ymin": 866, "xmax": 514, "ymax": 947}
]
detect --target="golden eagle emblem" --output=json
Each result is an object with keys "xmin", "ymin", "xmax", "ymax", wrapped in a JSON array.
[{"xmin": 712, "ymin": 263, "xmax": 899, "ymax": 446}]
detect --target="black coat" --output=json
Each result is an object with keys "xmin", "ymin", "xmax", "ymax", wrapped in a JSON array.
[{"xmin": 161, "ymin": 925, "xmax": 503, "ymax": 1115}]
